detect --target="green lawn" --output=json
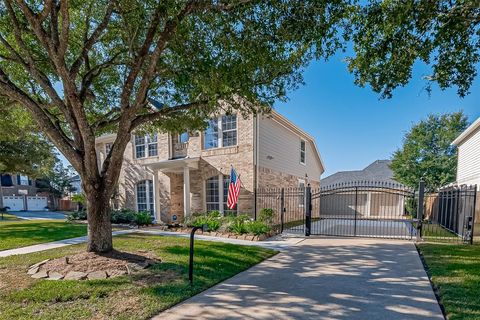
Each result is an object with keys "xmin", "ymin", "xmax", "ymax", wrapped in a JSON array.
[
  {"xmin": 417, "ymin": 243, "xmax": 480, "ymax": 320},
  {"xmin": 0, "ymin": 213, "xmax": 21, "ymax": 221},
  {"xmin": 0, "ymin": 220, "xmax": 87, "ymax": 251},
  {"xmin": 0, "ymin": 234, "xmax": 275, "ymax": 320}
]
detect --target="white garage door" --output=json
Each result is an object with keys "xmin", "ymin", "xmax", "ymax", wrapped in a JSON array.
[
  {"xmin": 3, "ymin": 196, "xmax": 25, "ymax": 211},
  {"xmin": 27, "ymin": 196, "xmax": 48, "ymax": 211}
]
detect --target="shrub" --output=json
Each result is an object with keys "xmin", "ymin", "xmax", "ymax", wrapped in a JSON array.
[
  {"xmin": 111, "ymin": 209, "xmax": 136, "ymax": 224},
  {"xmin": 228, "ymin": 214, "xmax": 250, "ymax": 234},
  {"xmin": 71, "ymin": 193, "xmax": 86, "ymax": 205},
  {"xmin": 134, "ymin": 211, "xmax": 153, "ymax": 226},
  {"xmin": 67, "ymin": 210, "xmax": 87, "ymax": 221},
  {"xmin": 258, "ymin": 208, "xmax": 275, "ymax": 225},
  {"xmin": 246, "ymin": 220, "xmax": 271, "ymax": 235},
  {"xmin": 187, "ymin": 212, "xmax": 222, "ymax": 231}
]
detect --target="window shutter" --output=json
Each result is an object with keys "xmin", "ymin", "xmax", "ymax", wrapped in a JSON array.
[{"xmin": 17, "ymin": 175, "xmax": 21, "ymax": 185}]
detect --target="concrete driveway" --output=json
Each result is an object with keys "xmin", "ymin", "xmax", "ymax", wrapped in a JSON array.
[
  {"xmin": 7, "ymin": 211, "xmax": 67, "ymax": 220},
  {"xmin": 156, "ymin": 238, "xmax": 443, "ymax": 320}
]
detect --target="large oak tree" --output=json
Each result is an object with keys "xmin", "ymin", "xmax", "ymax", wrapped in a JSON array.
[
  {"xmin": 1, "ymin": 0, "xmax": 478, "ymax": 253},
  {"xmin": 0, "ymin": 0, "xmax": 351, "ymax": 252}
]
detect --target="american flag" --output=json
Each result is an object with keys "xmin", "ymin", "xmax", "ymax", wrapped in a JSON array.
[{"xmin": 227, "ymin": 167, "xmax": 241, "ymax": 209}]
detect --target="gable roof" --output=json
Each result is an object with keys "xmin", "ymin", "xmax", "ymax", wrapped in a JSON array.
[
  {"xmin": 321, "ymin": 160, "xmax": 402, "ymax": 187},
  {"xmin": 452, "ymin": 117, "xmax": 480, "ymax": 146},
  {"xmin": 269, "ymin": 110, "xmax": 325, "ymax": 174}
]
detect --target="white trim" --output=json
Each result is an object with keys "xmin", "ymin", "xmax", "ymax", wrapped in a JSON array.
[{"xmin": 452, "ymin": 117, "xmax": 480, "ymax": 146}]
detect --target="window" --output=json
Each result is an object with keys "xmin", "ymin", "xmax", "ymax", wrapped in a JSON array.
[
  {"xmin": 205, "ymin": 176, "xmax": 220, "ymax": 211},
  {"xmin": 205, "ymin": 175, "xmax": 237, "ymax": 214},
  {"xmin": 135, "ymin": 135, "xmax": 145, "ymax": 158},
  {"xmin": 134, "ymin": 133, "xmax": 158, "ymax": 158},
  {"xmin": 105, "ymin": 143, "xmax": 112, "ymax": 156},
  {"xmin": 147, "ymin": 134, "xmax": 158, "ymax": 156},
  {"xmin": 204, "ymin": 119, "xmax": 219, "ymax": 149},
  {"xmin": 222, "ymin": 115, "xmax": 237, "ymax": 147},
  {"xmin": 300, "ymin": 140, "xmax": 306, "ymax": 164},
  {"xmin": 136, "ymin": 180, "xmax": 154, "ymax": 214},
  {"xmin": 204, "ymin": 115, "xmax": 237, "ymax": 149},
  {"xmin": 19, "ymin": 175, "xmax": 29, "ymax": 186},
  {"xmin": 1, "ymin": 174, "xmax": 13, "ymax": 187}
]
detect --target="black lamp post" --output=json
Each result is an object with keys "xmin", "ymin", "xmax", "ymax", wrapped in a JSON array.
[{"xmin": 189, "ymin": 224, "xmax": 208, "ymax": 285}]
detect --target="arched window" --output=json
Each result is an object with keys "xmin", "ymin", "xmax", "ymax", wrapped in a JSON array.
[{"xmin": 136, "ymin": 180, "xmax": 154, "ymax": 214}]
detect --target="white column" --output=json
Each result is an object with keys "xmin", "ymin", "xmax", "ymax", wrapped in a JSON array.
[
  {"xmin": 183, "ymin": 166, "xmax": 191, "ymax": 218},
  {"xmin": 219, "ymin": 173, "xmax": 224, "ymax": 214},
  {"xmin": 153, "ymin": 170, "xmax": 161, "ymax": 223}
]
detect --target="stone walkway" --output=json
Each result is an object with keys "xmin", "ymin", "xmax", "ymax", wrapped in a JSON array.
[
  {"xmin": 0, "ymin": 229, "xmax": 301, "ymax": 257},
  {"xmin": 156, "ymin": 238, "xmax": 444, "ymax": 320}
]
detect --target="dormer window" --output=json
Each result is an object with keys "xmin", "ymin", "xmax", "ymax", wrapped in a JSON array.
[
  {"xmin": 204, "ymin": 115, "xmax": 237, "ymax": 149},
  {"xmin": 135, "ymin": 133, "xmax": 158, "ymax": 158}
]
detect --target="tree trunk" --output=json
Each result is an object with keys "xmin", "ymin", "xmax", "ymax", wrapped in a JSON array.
[{"xmin": 86, "ymin": 191, "xmax": 113, "ymax": 252}]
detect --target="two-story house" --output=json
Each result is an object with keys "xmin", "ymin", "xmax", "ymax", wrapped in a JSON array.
[{"xmin": 95, "ymin": 110, "xmax": 324, "ymax": 223}]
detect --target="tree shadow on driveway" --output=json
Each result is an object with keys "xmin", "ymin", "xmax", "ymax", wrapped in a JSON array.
[{"xmin": 156, "ymin": 238, "xmax": 444, "ymax": 320}]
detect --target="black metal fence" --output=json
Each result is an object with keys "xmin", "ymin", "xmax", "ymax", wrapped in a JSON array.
[
  {"xmin": 255, "ymin": 181, "xmax": 477, "ymax": 244},
  {"xmin": 255, "ymin": 187, "xmax": 307, "ymax": 234},
  {"xmin": 421, "ymin": 184, "xmax": 477, "ymax": 244}
]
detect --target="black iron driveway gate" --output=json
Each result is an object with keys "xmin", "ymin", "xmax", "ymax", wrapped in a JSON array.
[
  {"xmin": 310, "ymin": 182, "xmax": 417, "ymax": 239},
  {"xmin": 255, "ymin": 181, "xmax": 477, "ymax": 243}
]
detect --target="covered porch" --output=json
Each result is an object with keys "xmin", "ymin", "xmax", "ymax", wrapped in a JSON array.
[{"xmin": 146, "ymin": 157, "xmax": 199, "ymax": 223}]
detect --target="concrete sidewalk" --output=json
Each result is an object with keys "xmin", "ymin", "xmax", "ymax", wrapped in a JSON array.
[
  {"xmin": 156, "ymin": 238, "xmax": 443, "ymax": 320},
  {"xmin": 0, "ymin": 229, "xmax": 300, "ymax": 257}
]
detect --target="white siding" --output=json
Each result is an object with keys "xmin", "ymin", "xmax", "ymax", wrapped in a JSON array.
[
  {"xmin": 457, "ymin": 126, "xmax": 480, "ymax": 186},
  {"xmin": 258, "ymin": 116, "xmax": 322, "ymax": 182}
]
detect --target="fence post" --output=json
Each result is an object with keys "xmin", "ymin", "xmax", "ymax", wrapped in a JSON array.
[
  {"xmin": 354, "ymin": 186, "xmax": 358, "ymax": 236},
  {"xmin": 305, "ymin": 186, "xmax": 312, "ymax": 236},
  {"xmin": 470, "ymin": 185, "xmax": 477, "ymax": 245},
  {"xmin": 280, "ymin": 188, "xmax": 285, "ymax": 233},
  {"xmin": 417, "ymin": 180, "xmax": 425, "ymax": 242}
]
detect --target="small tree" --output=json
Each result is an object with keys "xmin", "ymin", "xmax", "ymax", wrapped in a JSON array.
[
  {"xmin": 0, "ymin": 102, "xmax": 55, "ymax": 177},
  {"xmin": 36, "ymin": 160, "xmax": 75, "ymax": 198},
  {"xmin": 390, "ymin": 112, "xmax": 469, "ymax": 191}
]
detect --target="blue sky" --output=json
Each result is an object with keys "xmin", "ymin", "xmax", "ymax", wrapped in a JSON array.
[{"xmin": 274, "ymin": 53, "xmax": 480, "ymax": 177}]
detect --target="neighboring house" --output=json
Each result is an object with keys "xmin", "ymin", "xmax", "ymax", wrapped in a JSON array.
[
  {"xmin": 0, "ymin": 173, "xmax": 49, "ymax": 211},
  {"xmin": 320, "ymin": 160, "xmax": 408, "ymax": 217},
  {"xmin": 451, "ymin": 117, "xmax": 480, "ymax": 234},
  {"xmin": 452, "ymin": 117, "xmax": 480, "ymax": 186},
  {"xmin": 95, "ymin": 110, "xmax": 324, "ymax": 223},
  {"xmin": 69, "ymin": 175, "xmax": 82, "ymax": 195}
]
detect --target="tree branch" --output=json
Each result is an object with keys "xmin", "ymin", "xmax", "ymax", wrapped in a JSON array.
[
  {"xmin": 0, "ymin": 67, "xmax": 82, "ymax": 170},
  {"xmin": 69, "ymin": 1, "xmax": 115, "ymax": 78},
  {"xmin": 130, "ymin": 100, "xmax": 207, "ymax": 129}
]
